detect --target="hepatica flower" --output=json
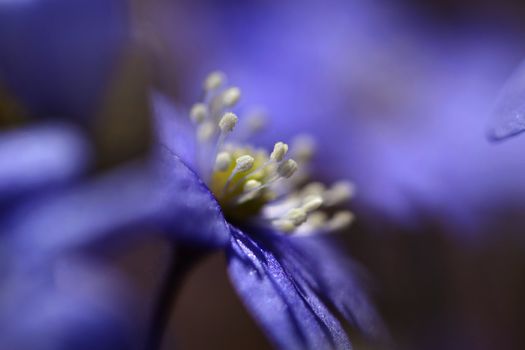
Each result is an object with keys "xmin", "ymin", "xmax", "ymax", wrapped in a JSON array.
[{"xmin": 155, "ymin": 72, "xmax": 386, "ymax": 349}]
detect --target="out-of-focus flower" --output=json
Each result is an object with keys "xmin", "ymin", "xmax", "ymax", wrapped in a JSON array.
[
  {"xmin": 0, "ymin": 124, "xmax": 140, "ymax": 349},
  {"xmin": 0, "ymin": 0, "xmax": 129, "ymax": 121},
  {"xmin": 152, "ymin": 72, "xmax": 387, "ymax": 349}
]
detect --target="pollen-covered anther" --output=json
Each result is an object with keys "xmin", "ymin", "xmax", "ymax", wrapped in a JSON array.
[
  {"xmin": 197, "ymin": 121, "xmax": 215, "ymax": 142},
  {"xmin": 301, "ymin": 195, "xmax": 323, "ymax": 213},
  {"xmin": 190, "ymin": 103, "xmax": 207, "ymax": 124},
  {"xmin": 292, "ymin": 135, "xmax": 316, "ymax": 162},
  {"xmin": 244, "ymin": 179, "xmax": 262, "ymax": 192},
  {"xmin": 270, "ymin": 142, "xmax": 289, "ymax": 162},
  {"xmin": 204, "ymin": 71, "xmax": 226, "ymax": 91},
  {"xmin": 286, "ymin": 208, "xmax": 308, "ymax": 226},
  {"xmin": 324, "ymin": 181, "xmax": 355, "ymax": 206},
  {"xmin": 219, "ymin": 112, "xmax": 238, "ymax": 133},
  {"xmin": 301, "ymin": 182, "xmax": 326, "ymax": 195},
  {"xmin": 215, "ymin": 152, "xmax": 232, "ymax": 172},
  {"xmin": 222, "ymin": 87, "xmax": 241, "ymax": 107},
  {"xmin": 234, "ymin": 155, "xmax": 255, "ymax": 173},
  {"xmin": 277, "ymin": 159, "xmax": 298, "ymax": 178},
  {"xmin": 272, "ymin": 219, "xmax": 296, "ymax": 233},
  {"xmin": 308, "ymin": 211, "xmax": 328, "ymax": 229},
  {"xmin": 327, "ymin": 211, "xmax": 355, "ymax": 231}
]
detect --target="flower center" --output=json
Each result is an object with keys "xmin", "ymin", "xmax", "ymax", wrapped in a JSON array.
[{"xmin": 186, "ymin": 71, "xmax": 355, "ymax": 234}]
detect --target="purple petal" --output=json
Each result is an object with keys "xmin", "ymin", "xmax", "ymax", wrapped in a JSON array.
[
  {"xmin": 152, "ymin": 92, "xmax": 198, "ymax": 171},
  {"xmin": 227, "ymin": 226, "xmax": 351, "ymax": 350},
  {"xmin": 269, "ymin": 233, "xmax": 389, "ymax": 343},
  {"xmin": 5, "ymin": 147, "xmax": 229, "ymax": 259},
  {"xmin": 0, "ymin": 123, "xmax": 89, "ymax": 203}
]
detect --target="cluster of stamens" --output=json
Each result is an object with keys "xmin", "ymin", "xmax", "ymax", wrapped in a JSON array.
[{"xmin": 187, "ymin": 71, "xmax": 355, "ymax": 235}]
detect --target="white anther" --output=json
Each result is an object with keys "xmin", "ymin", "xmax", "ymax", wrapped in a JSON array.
[
  {"xmin": 222, "ymin": 87, "xmax": 241, "ymax": 107},
  {"xmin": 270, "ymin": 142, "xmax": 288, "ymax": 162},
  {"xmin": 272, "ymin": 219, "xmax": 296, "ymax": 233},
  {"xmin": 234, "ymin": 155, "xmax": 255, "ymax": 172},
  {"xmin": 286, "ymin": 208, "xmax": 307, "ymax": 226},
  {"xmin": 308, "ymin": 211, "xmax": 327, "ymax": 229},
  {"xmin": 327, "ymin": 211, "xmax": 354, "ymax": 231},
  {"xmin": 244, "ymin": 179, "xmax": 262, "ymax": 192},
  {"xmin": 190, "ymin": 103, "xmax": 207, "ymax": 123},
  {"xmin": 301, "ymin": 182, "xmax": 326, "ymax": 195},
  {"xmin": 215, "ymin": 152, "xmax": 232, "ymax": 171},
  {"xmin": 197, "ymin": 121, "xmax": 215, "ymax": 142},
  {"xmin": 293, "ymin": 135, "xmax": 316, "ymax": 162},
  {"xmin": 301, "ymin": 195, "xmax": 323, "ymax": 213},
  {"xmin": 324, "ymin": 181, "xmax": 355, "ymax": 206},
  {"xmin": 204, "ymin": 71, "xmax": 226, "ymax": 91},
  {"xmin": 277, "ymin": 159, "xmax": 298, "ymax": 178},
  {"xmin": 219, "ymin": 112, "xmax": 238, "ymax": 133}
]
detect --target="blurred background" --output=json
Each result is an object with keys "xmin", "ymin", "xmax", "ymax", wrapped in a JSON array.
[{"xmin": 2, "ymin": 0, "xmax": 525, "ymax": 349}]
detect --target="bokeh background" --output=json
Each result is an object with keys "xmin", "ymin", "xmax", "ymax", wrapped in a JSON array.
[{"xmin": 2, "ymin": 0, "xmax": 525, "ymax": 349}]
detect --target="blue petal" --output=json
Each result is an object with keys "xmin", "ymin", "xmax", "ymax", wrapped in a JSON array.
[
  {"xmin": 0, "ymin": 123, "xmax": 89, "ymax": 203},
  {"xmin": 227, "ymin": 226, "xmax": 351, "ymax": 350},
  {"xmin": 152, "ymin": 92, "xmax": 198, "ymax": 171},
  {"xmin": 4, "ymin": 147, "xmax": 229, "ymax": 259},
  {"xmin": 267, "ymin": 233, "xmax": 389, "ymax": 343},
  {"xmin": 487, "ymin": 59, "xmax": 525, "ymax": 141}
]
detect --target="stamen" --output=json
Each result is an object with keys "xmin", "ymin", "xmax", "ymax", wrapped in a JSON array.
[
  {"xmin": 234, "ymin": 155, "xmax": 255, "ymax": 173},
  {"xmin": 190, "ymin": 103, "xmax": 207, "ymax": 124},
  {"xmin": 244, "ymin": 179, "xmax": 262, "ymax": 191},
  {"xmin": 215, "ymin": 152, "xmax": 232, "ymax": 172},
  {"xmin": 218, "ymin": 112, "xmax": 238, "ymax": 133},
  {"xmin": 188, "ymin": 71, "xmax": 357, "ymax": 237},
  {"xmin": 324, "ymin": 180, "xmax": 355, "ymax": 206},
  {"xmin": 270, "ymin": 142, "xmax": 288, "ymax": 162},
  {"xmin": 301, "ymin": 195, "xmax": 323, "ymax": 213},
  {"xmin": 197, "ymin": 121, "xmax": 216, "ymax": 143},
  {"xmin": 272, "ymin": 219, "xmax": 296, "ymax": 233},
  {"xmin": 222, "ymin": 87, "xmax": 241, "ymax": 108},
  {"xmin": 292, "ymin": 135, "xmax": 316, "ymax": 162},
  {"xmin": 286, "ymin": 208, "xmax": 307, "ymax": 226},
  {"xmin": 204, "ymin": 71, "xmax": 226, "ymax": 91},
  {"xmin": 223, "ymin": 155, "xmax": 255, "ymax": 195},
  {"xmin": 308, "ymin": 211, "xmax": 328, "ymax": 229},
  {"xmin": 327, "ymin": 211, "xmax": 354, "ymax": 231},
  {"xmin": 277, "ymin": 159, "xmax": 298, "ymax": 178},
  {"xmin": 301, "ymin": 182, "xmax": 326, "ymax": 195}
]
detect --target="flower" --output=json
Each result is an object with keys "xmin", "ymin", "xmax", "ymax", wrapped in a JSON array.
[
  {"xmin": 0, "ymin": 0, "xmax": 129, "ymax": 120},
  {"xmin": 152, "ymin": 72, "xmax": 387, "ymax": 349},
  {"xmin": 0, "ymin": 124, "xmax": 138, "ymax": 349}
]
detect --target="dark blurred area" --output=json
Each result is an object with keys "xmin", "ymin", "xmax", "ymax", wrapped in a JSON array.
[{"xmin": 3, "ymin": 0, "xmax": 525, "ymax": 349}]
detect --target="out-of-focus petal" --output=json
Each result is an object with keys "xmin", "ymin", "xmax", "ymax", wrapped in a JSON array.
[
  {"xmin": 0, "ymin": 258, "xmax": 137, "ymax": 350},
  {"xmin": 0, "ymin": 123, "xmax": 89, "ymax": 203},
  {"xmin": 152, "ymin": 92, "xmax": 197, "ymax": 171},
  {"xmin": 227, "ymin": 226, "xmax": 351, "ymax": 350},
  {"xmin": 4, "ymin": 147, "xmax": 229, "ymax": 259}
]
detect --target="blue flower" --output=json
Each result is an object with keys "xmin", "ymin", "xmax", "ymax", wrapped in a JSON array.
[
  {"xmin": 151, "ymin": 72, "xmax": 388, "ymax": 349},
  {"xmin": 0, "ymin": 0, "xmax": 129, "ymax": 120},
  {"xmin": 0, "ymin": 124, "xmax": 139, "ymax": 349}
]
